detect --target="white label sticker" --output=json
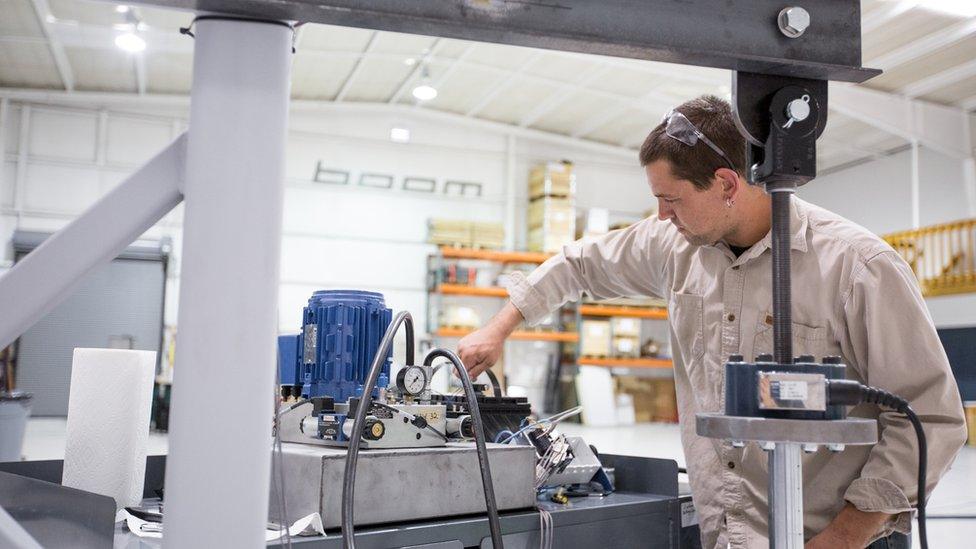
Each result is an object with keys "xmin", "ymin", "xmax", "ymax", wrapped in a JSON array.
[
  {"xmin": 777, "ymin": 380, "xmax": 809, "ymax": 401},
  {"xmin": 680, "ymin": 500, "xmax": 698, "ymax": 527}
]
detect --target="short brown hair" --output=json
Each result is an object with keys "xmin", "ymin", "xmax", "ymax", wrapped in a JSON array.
[{"xmin": 639, "ymin": 95, "xmax": 745, "ymax": 190}]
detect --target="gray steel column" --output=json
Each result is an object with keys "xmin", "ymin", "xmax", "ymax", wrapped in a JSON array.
[
  {"xmin": 769, "ymin": 443, "xmax": 804, "ymax": 548},
  {"xmin": 163, "ymin": 16, "xmax": 292, "ymax": 548}
]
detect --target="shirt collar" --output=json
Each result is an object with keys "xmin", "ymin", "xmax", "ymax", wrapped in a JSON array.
[
  {"xmin": 715, "ymin": 196, "xmax": 809, "ymax": 261},
  {"xmin": 754, "ymin": 196, "xmax": 809, "ymax": 254}
]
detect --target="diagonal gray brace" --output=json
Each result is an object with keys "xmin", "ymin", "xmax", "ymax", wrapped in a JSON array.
[{"xmin": 0, "ymin": 133, "xmax": 186, "ymax": 350}]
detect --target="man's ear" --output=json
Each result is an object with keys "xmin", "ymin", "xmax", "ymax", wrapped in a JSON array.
[{"xmin": 714, "ymin": 167, "xmax": 741, "ymax": 201}]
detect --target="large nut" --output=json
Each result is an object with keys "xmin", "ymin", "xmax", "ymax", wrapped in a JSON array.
[{"xmin": 778, "ymin": 7, "xmax": 811, "ymax": 38}]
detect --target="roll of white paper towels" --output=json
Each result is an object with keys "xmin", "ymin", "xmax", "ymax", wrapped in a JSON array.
[{"xmin": 62, "ymin": 348, "xmax": 156, "ymax": 509}]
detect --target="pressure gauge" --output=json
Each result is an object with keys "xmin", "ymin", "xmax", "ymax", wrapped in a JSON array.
[{"xmin": 396, "ymin": 365, "xmax": 428, "ymax": 396}]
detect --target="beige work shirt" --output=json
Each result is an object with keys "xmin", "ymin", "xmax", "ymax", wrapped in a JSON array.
[{"xmin": 507, "ymin": 197, "xmax": 966, "ymax": 548}]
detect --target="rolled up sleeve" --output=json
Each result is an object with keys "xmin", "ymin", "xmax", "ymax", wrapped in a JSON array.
[
  {"xmin": 506, "ymin": 218, "xmax": 672, "ymax": 326},
  {"xmin": 842, "ymin": 251, "xmax": 967, "ymax": 532}
]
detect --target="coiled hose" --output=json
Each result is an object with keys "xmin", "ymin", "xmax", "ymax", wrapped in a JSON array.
[
  {"xmin": 340, "ymin": 314, "xmax": 503, "ymax": 549},
  {"xmin": 424, "ymin": 348, "xmax": 504, "ymax": 549},
  {"xmin": 341, "ymin": 310, "xmax": 413, "ymax": 549}
]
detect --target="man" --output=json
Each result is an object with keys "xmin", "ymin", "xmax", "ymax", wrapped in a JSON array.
[{"xmin": 457, "ymin": 95, "xmax": 967, "ymax": 548}]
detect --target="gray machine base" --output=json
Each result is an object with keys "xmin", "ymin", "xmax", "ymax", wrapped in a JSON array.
[{"xmin": 270, "ymin": 442, "xmax": 537, "ymax": 529}]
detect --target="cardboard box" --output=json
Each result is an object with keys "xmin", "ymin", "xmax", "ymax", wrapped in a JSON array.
[
  {"xmin": 580, "ymin": 320, "xmax": 611, "ymax": 358},
  {"xmin": 614, "ymin": 377, "xmax": 678, "ymax": 423},
  {"xmin": 611, "ymin": 317, "xmax": 640, "ymax": 337},
  {"xmin": 612, "ymin": 336, "xmax": 640, "ymax": 358},
  {"xmin": 528, "ymin": 226, "xmax": 575, "ymax": 253},
  {"xmin": 528, "ymin": 197, "xmax": 575, "ymax": 230},
  {"xmin": 528, "ymin": 161, "xmax": 575, "ymax": 200}
]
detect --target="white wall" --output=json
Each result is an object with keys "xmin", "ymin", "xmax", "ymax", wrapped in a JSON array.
[
  {"xmin": 0, "ymin": 101, "xmax": 652, "ymax": 342},
  {"xmin": 799, "ymin": 146, "xmax": 976, "ymax": 327}
]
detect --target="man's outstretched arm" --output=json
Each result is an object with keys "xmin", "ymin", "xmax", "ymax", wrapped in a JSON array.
[{"xmin": 457, "ymin": 217, "xmax": 673, "ymax": 377}]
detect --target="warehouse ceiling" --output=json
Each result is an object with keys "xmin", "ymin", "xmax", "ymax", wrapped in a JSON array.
[{"xmin": 1, "ymin": 0, "xmax": 975, "ymax": 172}]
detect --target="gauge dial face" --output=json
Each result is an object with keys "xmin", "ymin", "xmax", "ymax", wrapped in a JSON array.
[{"xmin": 397, "ymin": 366, "xmax": 428, "ymax": 396}]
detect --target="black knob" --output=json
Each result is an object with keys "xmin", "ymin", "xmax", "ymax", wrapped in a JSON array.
[
  {"xmin": 728, "ymin": 354, "xmax": 745, "ymax": 362},
  {"xmin": 756, "ymin": 354, "xmax": 774, "ymax": 362},
  {"xmin": 822, "ymin": 356, "xmax": 843, "ymax": 364},
  {"xmin": 794, "ymin": 355, "xmax": 815, "ymax": 364},
  {"xmin": 362, "ymin": 418, "xmax": 385, "ymax": 441}
]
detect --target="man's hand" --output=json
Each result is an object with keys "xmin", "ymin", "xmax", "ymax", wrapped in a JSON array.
[
  {"xmin": 805, "ymin": 503, "xmax": 891, "ymax": 549},
  {"xmin": 457, "ymin": 302, "xmax": 524, "ymax": 378}
]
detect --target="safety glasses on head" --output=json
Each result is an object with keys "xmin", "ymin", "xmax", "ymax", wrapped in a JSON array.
[{"xmin": 662, "ymin": 109, "xmax": 736, "ymax": 171}]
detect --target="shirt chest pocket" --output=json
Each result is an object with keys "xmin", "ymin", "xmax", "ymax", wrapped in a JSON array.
[
  {"xmin": 669, "ymin": 292, "xmax": 705, "ymax": 364},
  {"xmin": 751, "ymin": 311, "xmax": 827, "ymax": 360}
]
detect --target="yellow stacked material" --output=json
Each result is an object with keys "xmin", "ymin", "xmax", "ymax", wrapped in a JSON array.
[
  {"xmin": 528, "ymin": 161, "xmax": 575, "ymax": 200},
  {"xmin": 527, "ymin": 197, "xmax": 575, "ymax": 253},
  {"xmin": 580, "ymin": 320, "xmax": 611, "ymax": 358},
  {"xmin": 428, "ymin": 219, "xmax": 472, "ymax": 248},
  {"xmin": 472, "ymin": 222, "xmax": 505, "ymax": 250},
  {"xmin": 428, "ymin": 219, "xmax": 504, "ymax": 250},
  {"xmin": 527, "ymin": 162, "xmax": 576, "ymax": 253}
]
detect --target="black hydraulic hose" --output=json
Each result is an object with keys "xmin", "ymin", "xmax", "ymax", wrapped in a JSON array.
[
  {"xmin": 424, "ymin": 348, "xmax": 504, "ymax": 549},
  {"xmin": 769, "ymin": 189, "xmax": 794, "ymax": 364},
  {"xmin": 341, "ymin": 311, "xmax": 414, "ymax": 549},
  {"xmin": 485, "ymin": 367, "xmax": 503, "ymax": 396},
  {"xmin": 827, "ymin": 381, "xmax": 929, "ymax": 549}
]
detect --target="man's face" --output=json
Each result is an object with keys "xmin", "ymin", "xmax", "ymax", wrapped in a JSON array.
[{"xmin": 646, "ymin": 160, "xmax": 728, "ymax": 246}]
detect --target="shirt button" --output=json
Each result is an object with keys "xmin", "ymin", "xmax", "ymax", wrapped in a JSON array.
[
  {"xmin": 727, "ymin": 461, "xmax": 735, "ymax": 469},
  {"xmin": 727, "ymin": 313, "xmax": 736, "ymax": 322}
]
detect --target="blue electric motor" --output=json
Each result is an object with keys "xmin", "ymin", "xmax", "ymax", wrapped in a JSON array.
[{"xmin": 278, "ymin": 290, "xmax": 393, "ymax": 402}]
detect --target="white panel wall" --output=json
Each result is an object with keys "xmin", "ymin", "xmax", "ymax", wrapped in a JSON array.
[
  {"xmin": 7, "ymin": 99, "xmax": 972, "ymax": 335},
  {"xmin": 0, "ymin": 101, "xmax": 649, "ymax": 341},
  {"xmin": 799, "ymin": 146, "xmax": 976, "ymax": 327}
]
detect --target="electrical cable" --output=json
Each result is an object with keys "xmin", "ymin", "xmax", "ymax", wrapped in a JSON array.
[
  {"xmin": 537, "ymin": 507, "xmax": 553, "ymax": 549},
  {"xmin": 341, "ymin": 311, "xmax": 414, "ymax": 549},
  {"xmin": 494, "ymin": 430, "xmax": 514, "ymax": 444},
  {"xmin": 484, "ymin": 367, "xmax": 503, "ymax": 396},
  {"xmin": 498, "ymin": 406, "xmax": 583, "ymax": 444},
  {"xmin": 424, "ymin": 348, "xmax": 504, "ymax": 549},
  {"xmin": 281, "ymin": 398, "xmax": 310, "ymax": 414},
  {"xmin": 826, "ymin": 381, "xmax": 929, "ymax": 549},
  {"xmin": 272, "ymin": 353, "xmax": 292, "ymax": 548}
]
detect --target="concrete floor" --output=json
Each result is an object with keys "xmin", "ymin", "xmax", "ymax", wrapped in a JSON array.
[{"xmin": 19, "ymin": 418, "xmax": 976, "ymax": 546}]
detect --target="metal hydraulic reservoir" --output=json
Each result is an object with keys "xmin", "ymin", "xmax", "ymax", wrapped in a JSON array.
[
  {"xmin": 289, "ymin": 290, "xmax": 393, "ymax": 402},
  {"xmin": 723, "ymin": 354, "xmax": 848, "ymax": 420}
]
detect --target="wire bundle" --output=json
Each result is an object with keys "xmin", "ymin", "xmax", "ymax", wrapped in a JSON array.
[
  {"xmin": 534, "ymin": 434, "xmax": 572, "ymax": 490},
  {"xmin": 537, "ymin": 507, "xmax": 554, "ymax": 549},
  {"xmin": 497, "ymin": 406, "xmax": 583, "ymax": 445}
]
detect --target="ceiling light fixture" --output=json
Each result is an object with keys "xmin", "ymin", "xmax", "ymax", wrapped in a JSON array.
[
  {"xmin": 116, "ymin": 4, "xmax": 130, "ymax": 13},
  {"xmin": 911, "ymin": 0, "xmax": 976, "ymax": 17},
  {"xmin": 411, "ymin": 65, "xmax": 438, "ymax": 102},
  {"xmin": 390, "ymin": 127, "xmax": 411, "ymax": 143},
  {"xmin": 115, "ymin": 32, "xmax": 146, "ymax": 52}
]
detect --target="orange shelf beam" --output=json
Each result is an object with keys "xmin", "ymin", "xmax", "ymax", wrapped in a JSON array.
[
  {"xmin": 578, "ymin": 357, "xmax": 673, "ymax": 369},
  {"xmin": 437, "ymin": 284, "xmax": 509, "ymax": 298},
  {"xmin": 578, "ymin": 304, "xmax": 668, "ymax": 319},
  {"xmin": 436, "ymin": 327, "xmax": 579, "ymax": 343},
  {"xmin": 438, "ymin": 247, "xmax": 553, "ymax": 264}
]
